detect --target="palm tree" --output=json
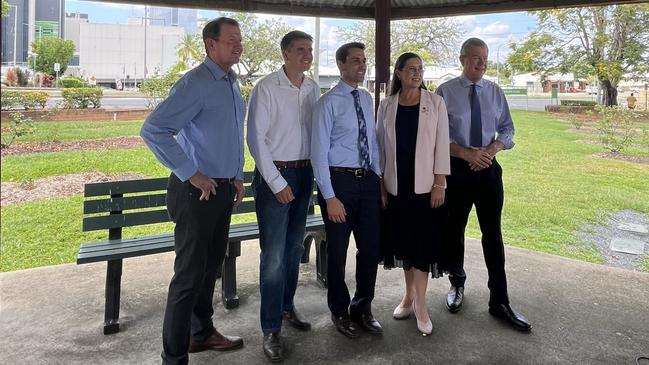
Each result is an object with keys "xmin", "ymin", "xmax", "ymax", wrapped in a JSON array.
[{"xmin": 176, "ymin": 34, "xmax": 203, "ymax": 67}]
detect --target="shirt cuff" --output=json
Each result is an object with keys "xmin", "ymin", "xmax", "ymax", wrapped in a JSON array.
[
  {"xmin": 319, "ymin": 182, "xmax": 335, "ymax": 200},
  {"xmin": 497, "ymin": 136, "xmax": 515, "ymax": 150},
  {"xmin": 173, "ymin": 160, "xmax": 198, "ymax": 182},
  {"xmin": 268, "ymin": 176, "xmax": 288, "ymax": 195}
]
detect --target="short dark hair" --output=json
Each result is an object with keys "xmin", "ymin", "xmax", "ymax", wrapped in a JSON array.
[
  {"xmin": 202, "ymin": 17, "xmax": 240, "ymax": 53},
  {"xmin": 336, "ymin": 42, "xmax": 365, "ymax": 64},
  {"xmin": 390, "ymin": 52, "xmax": 426, "ymax": 96},
  {"xmin": 280, "ymin": 31, "xmax": 313, "ymax": 51}
]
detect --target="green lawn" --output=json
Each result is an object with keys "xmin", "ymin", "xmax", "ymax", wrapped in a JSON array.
[
  {"xmin": 1, "ymin": 120, "xmax": 143, "ymax": 143},
  {"xmin": 1, "ymin": 112, "xmax": 648, "ymax": 272}
]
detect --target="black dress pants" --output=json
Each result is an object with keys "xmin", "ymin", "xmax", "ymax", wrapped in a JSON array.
[
  {"xmin": 445, "ymin": 157, "xmax": 509, "ymax": 306},
  {"xmin": 318, "ymin": 169, "xmax": 381, "ymax": 318},
  {"xmin": 162, "ymin": 173, "xmax": 235, "ymax": 365}
]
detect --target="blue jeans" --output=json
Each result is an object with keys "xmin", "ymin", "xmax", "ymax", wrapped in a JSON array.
[{"xmin": 252, "ymin": 166, "xmax": 313, "ymax": 335}]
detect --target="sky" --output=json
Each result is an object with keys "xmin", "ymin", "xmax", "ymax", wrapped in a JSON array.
[{"xmin": 65, "ymin": 0, "xmax": 539, "ymax": 67}]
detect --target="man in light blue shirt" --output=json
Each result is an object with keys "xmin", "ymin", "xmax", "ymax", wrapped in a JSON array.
[
  {"xmin": 311, "ymin": 42, "xmax": 383, "ymax": 339},
  {"xmin": 436, "ymin": 37, "xmax": 531, "ymax": 332},
  {"xmin": 140, "ymin": 17, "xmax": 246, "ymax": 365}
]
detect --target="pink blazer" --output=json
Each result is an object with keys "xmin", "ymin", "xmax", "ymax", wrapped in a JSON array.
[{"xmin": 377, "ymin": 89, "xmax": 451, "ymax": 195}]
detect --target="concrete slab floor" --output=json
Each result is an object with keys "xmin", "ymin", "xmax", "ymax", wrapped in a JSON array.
[{"xmin": 1, "ymin": 239, "xmax": 648, "ymax": 365}]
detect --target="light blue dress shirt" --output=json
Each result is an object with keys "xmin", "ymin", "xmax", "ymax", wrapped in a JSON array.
[
  {"xmin": 436, "ymin": 74, "xmax": 515, "ymax": 149},
  {"xmin": 311, "ymin": 80, "xmax": 381, "ymax": 199},
  {"xmin": 140, "ymin": 57, "xmax": 245, "ymax": 182}
]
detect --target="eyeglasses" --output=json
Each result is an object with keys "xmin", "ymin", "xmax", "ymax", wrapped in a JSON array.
[{"xmin": 402, "ymin": 66, "xmax": 424, "ymax": 75}]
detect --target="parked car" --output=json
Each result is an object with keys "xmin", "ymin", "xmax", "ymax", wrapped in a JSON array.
[{"xmin": 586, "ymin": 85, "xmax": 598, "ymax": 95}]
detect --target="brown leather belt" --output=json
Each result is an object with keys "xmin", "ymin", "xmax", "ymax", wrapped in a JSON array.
[
  {"xmin": 212, "ymin": 177, "xmax": 235, "ymax": 184},
  {"xmin": 273, "ymin": 160, "xmax": 310, "ymax": 169},
  {"xmin": 330, "ymin": 167, "xmax": 369, "ymax": 178}
]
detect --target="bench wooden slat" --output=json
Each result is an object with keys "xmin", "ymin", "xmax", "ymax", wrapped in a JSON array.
[
  {"xmin": 85, "ymin": 178, "xmax": 168, "ymax": 197},
  {"xmin": 83, "ymin": 209, "xmax": 170, "ymax": 231},
  {"xmin": 84, "ymin": 194, "xmax": 167, "ymax": 214}
]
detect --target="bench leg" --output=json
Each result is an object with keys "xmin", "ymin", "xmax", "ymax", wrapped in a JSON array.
[
  {"xmin": 301, "ymin": 234, "xmax": 313, "ymax": 264},
  {"xmin": 314, "ymin": 232, "xmax": 328, "ymax": 288},
  {"xmin": 221, "ymin": 240, "xmax": 241, "ymax": 309},
  {"xmin": 103, "ymin": 259, "xmax": 122, "ymax": 334}
]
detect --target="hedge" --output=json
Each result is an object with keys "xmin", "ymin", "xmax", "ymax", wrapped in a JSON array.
[
  {"xmin": 0, "ymin": 91, "xmax": 49, "ymax": 110},
  {"xmin": 59, "ymin": 77, "xmax": 90, "ymax": 88},
  {"xmin": 61, "ymin": 88, "xmax": 103, "ymax": 109},
  {"xmin": 560, "ymin": 100, "xmax": 598, "ymax": 107}
]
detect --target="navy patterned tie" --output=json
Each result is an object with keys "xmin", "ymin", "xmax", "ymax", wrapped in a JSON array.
[
  {"xmin": 470, "ymin": 84, "xmax": 482, "ymax": 147},
  {"xmin": 351, "ymin": 89, "xmax": 371, "ymax": 169}
]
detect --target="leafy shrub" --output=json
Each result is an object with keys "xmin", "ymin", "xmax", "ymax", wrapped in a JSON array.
[
  {"xmin": 61, "ymin": 88, "xmax": 103, "ymax": 109},
  {"xmin": 0, "ymin": 91, "xmax": 48, "ymax": 110},
  {"xmin": 0, "ymin": 112, "xmax": 36, "ymax": 148},
  {"xmin": 561, "ymin": 100, "xmax": 597, "ymax": 107},
  {"xmin": 140, "ymin": 69, "xmax": 181, "ymax": 110},
  {"xmin": 21, "ymin": 92, "xmax": 49, "ymax": 109},
  {"xmin": 15, "ymin": 68, "xmax": 29, "ymax": 86},
  {"xmin": 1, "ymin": 91, "xmax": 21, "ymax": 110},
  {"xmin": 5, "ymin": 68, "xmax": 18, "ymax": 86},
  {"xmin": 36, "ymin": 73, "xmax": 55, "ymax": 88},
  {"xmin": 592, "ymin": 105, "xmax": 639, "ymax": 153},
  {"xmin": 59, "ymin": 76, "xmax": 89, "ymax": 88}
]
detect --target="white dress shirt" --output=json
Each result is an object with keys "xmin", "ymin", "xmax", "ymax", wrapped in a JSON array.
[{"xmin": 247, "ymin": 67, "xmax": 320, "ymax": 193}]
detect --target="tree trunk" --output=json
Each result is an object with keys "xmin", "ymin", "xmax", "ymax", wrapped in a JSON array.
[{"xmin": 600, "ymin": 79, "xmax": 618, "ymax": 106}]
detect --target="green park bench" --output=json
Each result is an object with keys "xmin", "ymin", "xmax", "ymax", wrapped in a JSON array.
[{"xmin": 77, "ymin": 171, "xmax": 327, "ymax": 335}]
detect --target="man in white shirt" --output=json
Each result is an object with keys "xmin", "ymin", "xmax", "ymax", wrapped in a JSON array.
[{"xmin": 247, "ymin": 30, "xmax": 320, "ymax": 362}]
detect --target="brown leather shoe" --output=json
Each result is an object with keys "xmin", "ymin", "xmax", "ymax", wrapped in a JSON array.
[{"xmin": 189, "ymin": 330, "xmax": 244, "ymax": 353}]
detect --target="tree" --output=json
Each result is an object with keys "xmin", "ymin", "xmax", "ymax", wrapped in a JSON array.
[
  {"xmin": 175, "ymin": 33, "xmax": 203, "ymax": 67},
  {"xmin": 2, "ymin": 0, "xmax": 10, "ymax": 17},
  {"xmin": 28, "ymin": 37, "xmax": 75, "ymax": 76},
  {"xmin": 508, "ymin": 5, "xmax": 649, "ymax": 105},
  {"xmin": 228, "ymin": 12, "xmax": 291, "ymax": 83},
  {"xmin": 338, "ymin": 18, "xmax": 463, "ymax": 67}
]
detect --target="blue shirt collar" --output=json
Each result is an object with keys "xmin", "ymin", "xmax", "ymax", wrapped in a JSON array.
[
  {"xmin": 459, "ymin": 73, "xmax": 484, "ymax": 88},
  {"xmin": 335, "ymin": 79, "xmax": 358, "ymax": 94},
  {"xmin": 203, "ymin": 56, "xmax": 238, "ymax": 81}
]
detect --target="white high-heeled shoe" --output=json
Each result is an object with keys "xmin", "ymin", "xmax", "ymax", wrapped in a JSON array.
[
  {"xmin": 413, "ymin": 301, "xmax": 433, "ymax": 336},
  {"xmin": 392, "ymin": 302, "xmax": 413, "ymax": 319}
]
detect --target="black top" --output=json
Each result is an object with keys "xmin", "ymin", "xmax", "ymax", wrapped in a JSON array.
[{"xmin": 395, "ymin": 103, "xmax": 420, "ymax": 196}]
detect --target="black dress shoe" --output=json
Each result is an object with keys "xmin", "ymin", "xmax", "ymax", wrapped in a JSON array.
[
  {"xmin": 331, "ymin": 314, "xmax": 360, "ymax": 339},
  {"xmin": 446, "ymin": 286, "xmax": 464, "ymax": 313},
  {"xmin": 262, "ymin": 332, "xmax": 283, "ymax": 363},
  {"xmin": 489, "ymin": 303, "xmax": 532, "ymax": 332},
  {"xmin": 283, "ymin": 308, "xmax": 311, "ymax": 330},
  {"xmin": 351, "ymin": 313, "xmax": 383, "ymax": 335}
]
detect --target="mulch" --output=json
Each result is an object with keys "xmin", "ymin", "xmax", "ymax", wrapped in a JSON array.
[{"xmin": 1, "ymin": 136, "xmax": 144, "ymax": 157}]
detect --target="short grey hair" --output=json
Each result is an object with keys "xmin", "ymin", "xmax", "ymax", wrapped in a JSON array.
[{"xmin": 460, "ymin": 38, "xmax": 488, "ymax": 56}]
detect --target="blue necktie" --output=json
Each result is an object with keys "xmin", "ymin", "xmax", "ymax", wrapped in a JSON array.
[
  {"xmin": 470, "ymin": 84, "xmax": 482, "ymax": 147},
  {"xmin": 351, "ymin": 89, "xmax": 371, "ymax": 169}
]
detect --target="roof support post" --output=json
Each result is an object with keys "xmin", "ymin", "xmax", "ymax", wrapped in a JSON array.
[{"xmin": 374, "ymin": 0, "xmax": 391, "ymax": 111}]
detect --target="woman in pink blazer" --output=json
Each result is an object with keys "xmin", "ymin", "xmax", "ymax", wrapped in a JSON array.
[{"xmin": 376, "ymin": 52, "xmax": 451, "ymax": 336}]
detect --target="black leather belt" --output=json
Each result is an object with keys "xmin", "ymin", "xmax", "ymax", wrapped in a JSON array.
[
  {"xmin": 273, "ymin": 160, "xmax": 310, "ymax": 169},
  {"xmin": 330, "ymin": 167, "xmax": 369, "ymax": 178},
  {"xmin": 212, "ymin": 177, "xmax": 235, "ymax": 184}
]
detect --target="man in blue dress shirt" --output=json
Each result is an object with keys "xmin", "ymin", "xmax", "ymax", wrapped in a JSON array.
[
  {"xmin": 436, "ymin": 37, "xmax": 531, "ymax": 331},
  {"xmin": 311, "ymin": 42, "xmax": 383, "ymax": 339},
  {"xmin": 140, "ymin": 17, "xmax": 246, "ymax": 364}
]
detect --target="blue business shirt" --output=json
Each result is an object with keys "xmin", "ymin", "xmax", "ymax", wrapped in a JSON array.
[
  {"xmin": 435, "ymin": 74, "xmax": 515, "ymax": 149},
  {"xmin": 140, "ymin": 57, "xmax": 245, "ymax": 181},
  {"xmin": 311, "ymin": 80, "xmax": 381, "ymax": 199}
]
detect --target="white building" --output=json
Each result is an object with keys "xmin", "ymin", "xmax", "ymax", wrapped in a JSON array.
[{"xmin": 65, "ymin": 14, "xmax": 184, "ymax": 85}]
